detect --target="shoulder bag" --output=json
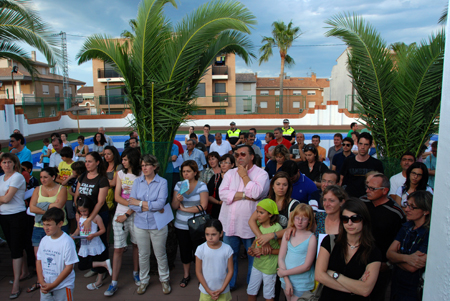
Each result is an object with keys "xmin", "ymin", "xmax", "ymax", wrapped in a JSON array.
[{"xmin": 187, "ymin": 205, "xmax": 210, "ymax": 242}]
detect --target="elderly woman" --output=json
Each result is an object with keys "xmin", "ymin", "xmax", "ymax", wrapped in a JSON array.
[
  {"xmin": 200, "ymin": 151, "xmax": 221, "ymax": 184},
  {"xmin": 172, "ymin": 160, "xmax": 208, "ymax": 288},
  {"xmin": 128, "ymin": 154, "xmax": 171, "ymax": 296},
  {"xmin": 0, "ymin": 153, "xmax": 29, "ymax": 299},
  {"xmin": 265, "ymin": 144, "xmax": 290, "ymax": 179},
  {"xmin": 393, "ymin": 162, "xmax": 433, "ymax": 208},
  {"xmin": 207, "ymin": 154, "xmax": 235, "ymax": 219},
  {"xmin": 387, "ymin": 191, "xmax": 432, "ymax": 301},
  {"xmin": 315, "ymin": 198, "xmax": 381, "ymax": 300},
  {"xmin": 298, "ymin": 144, "xmax": 329, "ymax": 189}
]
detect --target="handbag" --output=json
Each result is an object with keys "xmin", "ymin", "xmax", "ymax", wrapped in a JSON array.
[
  {"xmin": 297, "ymin": 235, "xmax": 336, "ymax": 301},
  {"xmin": 187, "ymin": 205, "xmax": 210, "ymax": 242}
]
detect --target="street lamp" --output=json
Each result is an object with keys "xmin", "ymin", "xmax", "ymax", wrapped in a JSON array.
[{"xmin": 106, "ymin": 78, "xmax": 111, "ymax": 114}]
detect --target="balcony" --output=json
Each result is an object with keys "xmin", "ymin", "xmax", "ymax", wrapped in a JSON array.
[
  {"xmin": 99, "ymin": 95, "xmax": 128, "ymax": 105},
  {"xmin": 97, "ymin": 69, "xmax": 124, "ymax": 83},
  {"xmin": 213, "ymin": 92, "xmax": 228, "ymax": 103},
  {"xmin": 212, "ymin": 66, "xmax": 228, "ymax": 79}
]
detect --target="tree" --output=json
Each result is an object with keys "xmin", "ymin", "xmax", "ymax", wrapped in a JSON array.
[
  {"xmin": 77, "ymin": 0, "xmax": 256, "ymax": 171},
  {"xmin": 0, "ymin": 0, "xmax": 61, "ymax": 74},
  {"xmin": 325, "ymin": 13, "xmax": 444, "ymax": 159},
  {"xmin": 258, "ymin": 21, "xmax": 301, "ymax": 114}
]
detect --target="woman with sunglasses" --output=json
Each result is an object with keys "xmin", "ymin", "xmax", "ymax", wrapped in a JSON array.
[
  {"xmin": 393, "ymin": 162, "xmax": 433, "ymax": 208},
  {"xmin": 298, "ymin": 144, "xmax": 329, "ymax": 189},
  {"xmin": 265, "ymin": 144, "xmax": 290, "ymax": 179},
  {"xmin": 207, "ymin": 154, "xmax": 235, "ymax": 219},
  {"xmin": 315, "ymin": 198, "xmax": 381, "ymax": 300},
  {"xmin": 387, "ymin": 191, "xmax": 432, "ymax": 301}
]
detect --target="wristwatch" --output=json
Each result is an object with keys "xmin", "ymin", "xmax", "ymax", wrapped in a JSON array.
[
  {"xmin": 242, "ymin": 192, "xmax": 246, "ymax": 200},
  {"xmin": 124, "ymin": 213, "xmax": 130, "ymax": 218},
  {"xmin": 273, "ymin": 232, "xmax": 278, "ymax": 240},
  {"xmin": 333, "ymin": 272, "xmax": 340, "ymax": 280},
  {"xmin": 139, "ymin": 201, "xmax": 143, "ymax": 208}
]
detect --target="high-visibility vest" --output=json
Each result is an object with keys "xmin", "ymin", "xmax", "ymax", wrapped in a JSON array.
[
  {"xmin": 282, "ymin": 127, "xmax": 295, "ymax": 136},
  {"xmin": 227, "ymin": 129, "xmax": 241, "ymax": 138}
]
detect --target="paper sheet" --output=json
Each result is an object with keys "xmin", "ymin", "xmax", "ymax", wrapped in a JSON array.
[
  {"xmin": 172, "ymin": 155, "xmax": 184, "ymax": 169},
  {"xmin": 24, "ymin": 188, "xmax": 35, "ymax": 200},
  {"xmin": 317, "ymin": 234, "xmax": 328, "ymax": 258},
  {"xmin": 154, "ymin": 203, "xmax": 174, "ymax": 230}
]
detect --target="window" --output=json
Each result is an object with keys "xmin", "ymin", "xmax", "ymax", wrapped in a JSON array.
[
  {"xmin": 195, "ymin": 83, "xmax": 205, "ymax": 97},
  {"xmin": 38, "ymin": 107, "xmax": 44, "ymax": 117},
  {"xmin": 54, "ymin": 86, "xmax": 60, "ymax": 97},
  {"xmin": 293, "ymin": 102, "xmax": 300, "ymax": 108},
  {"xmin": 215, "ymin": 83, "xmax": 226, "ymax": 93},
  {"xmin": 275, "ymin": 90, "xmax": 280, "ymax": 96},
  {"xmin": 307, "ymin": 90, "xmax": 316, "ymax": 95},
  {"xmin": 260, "ymin": 90, "xmax": 269, "ymax": 96},
  {"xmin": 41, "ymin": 68, "xmax": 47, "ymax": 75},
  {"xmin": 215, "ymin": 109, "xmax": 226, "ymax": 115},
  {"xmin": 68, "ymin": 87, "xmax": 73, "ymax": 96},
  {"xmin": 293, "ymin": 90, "xmax": 302, "ymax": 95},
  {"xmin": 243, "ymin": 83, "xmax": 251, "ymax": 91},
  {"xmin": 275, "ymin": 101, "xmax": 280, "ymax": 109},
  {"xmin": 50, "ymin": 107, "xmax": 56, "ymax": 116},
  {"xmin": 309, "ymin": 102, "xmax": 315, "ymax": 108},
  {"xmin": 42, "ymin": 85, "xmax": 49, "ymax": 95},
  {"xmin": 192, "ymin": 109, "xmax": 206, "ymax": 115},
  {"xmin": 260, "ymin": 101, "xmax": 268, "ymax": 108}
]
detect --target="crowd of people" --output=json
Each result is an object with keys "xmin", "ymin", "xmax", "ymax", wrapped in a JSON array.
[{"xmin": 0, "ymin": 121, "xmax": 437, "ymax": 301}]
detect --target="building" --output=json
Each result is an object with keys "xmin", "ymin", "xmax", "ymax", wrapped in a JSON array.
[
  {"xmin": 327, "ymin": 48, "xmax": 355, "ymax": 110},
  {"xmin": 255, "ymin": 73, "xmax": 330, "ymax": 114},
  {"xmin": 77, "ymin": 86, "xmax": 96, "ymax": 115},
  {"xmin": 235, "ymin": 73, "xmax": 257, "ymax": 114},
  {"xmin": 0, "ymin": 51, "xmax": 85, "ymax": 119}
]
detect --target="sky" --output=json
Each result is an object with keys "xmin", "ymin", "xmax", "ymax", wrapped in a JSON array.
[{"xmin": 25, "ymin": 0, "xmax": 446, "ymax": 87}]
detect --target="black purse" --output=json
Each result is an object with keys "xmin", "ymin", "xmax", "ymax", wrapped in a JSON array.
[{"xmin": 187, "ymin": 205, "xmax": 210, "ymax": 242}]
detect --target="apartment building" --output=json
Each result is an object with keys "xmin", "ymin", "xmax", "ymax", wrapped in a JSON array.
[
  {"xmin": 256, "ymin": 73, "xmax": 330, "ymax": 114},
  {"xmin": 0, "ymin": 51, "xmax": 85, "ymax": 118}
]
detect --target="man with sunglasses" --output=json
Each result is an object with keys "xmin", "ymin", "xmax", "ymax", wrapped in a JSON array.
[
  {"xmin": 389, "ymin": 151, "xmax": 416, "ymax": 199},
  {"xmin": 340, "ymin": 132, "xmax": 384, "ymax": 198},
  {"xmin": 219, "ymin": 145, "xmax": 270, "ymax": 291},
  {"xmin": 361, "ymin": 174, "xmax": 405, "ymax": 301},
  {"xmin": 331, "ymin": 137, "xmax": 355, "ymax": 174}
]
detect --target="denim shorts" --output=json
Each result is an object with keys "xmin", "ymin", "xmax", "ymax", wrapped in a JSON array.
[{"xmin": 32, "ymin": 225, "xmax": 69, "ymax": 247}]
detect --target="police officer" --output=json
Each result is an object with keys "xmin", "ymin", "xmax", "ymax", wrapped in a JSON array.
[
  {"xmin": 226, "ymin": 121, "xmax": 241, "ymax": 150},
  {"xmin": 282, "ymin": 119, "xmax": 296, "ymax": 145}
]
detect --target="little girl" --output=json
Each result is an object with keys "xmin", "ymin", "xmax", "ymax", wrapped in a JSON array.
[
  {"xmin": 72, "ymin": 196, "xmax": 112, "ymax": 290},
  {"xmin": 195, "ymin": 219, "xmax": 233, "ymax": 301},
  {"xmin": 247, "ymin": 199, "xmax": 282, "ymax": 301},
  {"xmin": 278, "ymin": 204, "xmax": 317, "ymax": 300}
]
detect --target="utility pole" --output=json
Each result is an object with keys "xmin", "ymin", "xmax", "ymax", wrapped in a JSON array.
[{"xmin": 59, "ymin": 31, "xmax": 69, "ymax": 109}]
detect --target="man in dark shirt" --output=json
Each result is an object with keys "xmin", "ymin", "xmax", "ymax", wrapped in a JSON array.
[
  {"xmin": 361, "ymin": 174, "xmax": 405, "ymax": 301},
  {"xmin": 199, "ymin": 124, "xmax": 215, "ymax": 152},
  {"xmin": 281, "ymin": 160, "xmax": 317, "ymax": 204},
  {"xmin": 332, "ymin": 137, "xmax": 355, "ymax": 174},
  {"xmin": 340, "ymin": 132, "xmax": 384, "ymax": 197}
]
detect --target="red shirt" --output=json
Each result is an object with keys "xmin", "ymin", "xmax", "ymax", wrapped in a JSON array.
[
  {"xmin": 265, "ymin": 138, "xmax": 292, "ymax": 164},
  {"xmin": 173, "ymin": 140, "xmax": 184, "ymax": 154}
]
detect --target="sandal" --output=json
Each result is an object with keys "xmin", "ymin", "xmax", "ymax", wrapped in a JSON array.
[
  {"xmin": 87, "ymin": 282, "xmax": 103, "ymax": 290},
  {"xmin": 9, "ymin": 273, "xmax": 34, "ymax": 284},
  {"xmin": 27, "ymin": 283, "xmax": 40, "ymax": 293},
  {"xmin": 179, "ymin": 275, "xmax": 190, "ymax": 288}
]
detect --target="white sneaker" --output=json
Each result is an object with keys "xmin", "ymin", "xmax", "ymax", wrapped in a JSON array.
[
  {"xmin": 161, "ymin": 281, "xmax": 171, "ymax": 295},
  {"xmin": 84, "ymin": 270, "xmax": 97, "ymax": 278},
  {"xmin": 136, "ymin": 283, "xmax": 148, "ymax": 295}
]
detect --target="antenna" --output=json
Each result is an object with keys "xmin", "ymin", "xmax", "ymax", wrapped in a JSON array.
[{"xmin": 59, "ymin": 31, "xmax": 69, "ymax": 109}]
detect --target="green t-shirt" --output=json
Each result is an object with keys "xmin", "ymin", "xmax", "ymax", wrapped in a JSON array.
[
  {"xmin": 253, "ymin": 222, "xmax": 283, "ymax": 275},
  {"xmin": 347, "ymin": 129, "xmax": 354, "ymax": 138}
]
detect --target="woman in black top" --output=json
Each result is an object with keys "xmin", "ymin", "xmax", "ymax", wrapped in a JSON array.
[
  {"xmin": 298, "ymin": 144, "xmax": 328, "ymax": 189},
  {"xmin": 207, "ymin": 154, "xmax": 235, "ymax": 219},
  {"xmin": 316, "ymin": 198, "xmax": 381, "ymax": 301}
]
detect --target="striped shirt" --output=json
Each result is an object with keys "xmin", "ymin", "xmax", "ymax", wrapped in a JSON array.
[{"xmin": 174, "ymin": 181, "xmax": 208, "ymax": 230}]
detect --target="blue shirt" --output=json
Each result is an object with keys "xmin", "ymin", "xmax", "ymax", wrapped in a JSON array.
[
  {"xmin": 199, "ymin": 134, "xmax": 215, "ymax": 152},
  {"xmin": 424, "ymin": 154, "xmax": 436, "ymax": 189},
  {"xmin": 182, "ymin": 148, "xmax": 207, "ymax": 171},
  {"xmin": 332, "ymin": 152, "xmax": 355, "ymax": 175},
  {"xmin": 42, "ymin": 145, "xmax": 50, "ymax": 164},
  {"xmin": 291, "ymin": 173, "xmax": 318, "ymax": 204},
  {"xmin": 13, "ymin": 146, "xmax": 32, "ymax": 163},
  {"xmin": 166, "ymin": 144, "xmax": 179, "ymax": 174},
  {"xmin": 129, "ymin": 174, "xmax": 168, "ymax": 230},
  {"xmin": 254, "ymin": 137, "xmax": 262, "ymax": 149}
]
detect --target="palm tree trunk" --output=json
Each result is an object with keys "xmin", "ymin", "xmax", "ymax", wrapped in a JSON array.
[{"xmin": 279, "ymin": 56, "xmax": 285, "ymax": 114}]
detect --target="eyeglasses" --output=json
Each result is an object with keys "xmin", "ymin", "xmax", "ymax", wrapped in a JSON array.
[
  {"xmin": 343, "ymin": 143, "xmax": 352, "ymax": 147},
  {"xmin": 234, "ymin": 152, "xmax": 247, "ymax": 158},
  {"xmin": 365, "ymin": 185, "xmax": 385, "ymax": 192},
  {"xmin": 220, "ymin": 161, "xmax": 232, "ymax": 165},
  {"xmin": 141, "ymin": 164, "xmax": 153, "ymax": 168},
  {"xmin": 321, "ymin": 180, "xmax": 335, "ymax": 185},
  {"xmin": 410, "ymin": 171, "xmax": 423, "ymax": 178},
  {"xmin": 294, "ymin": 216, "xmax": 309, "ymax": 222},
  {"xmin": 403, "ymin": 203, "xmax": 419, "ymax": 210},
  {"xmin": 341, "ymin": 215, "xmax": 363, "ymax": 224}
]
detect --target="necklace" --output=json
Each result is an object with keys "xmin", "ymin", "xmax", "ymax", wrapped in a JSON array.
[
  {"xmin": 347, "ymin": 242, "xmax": 360, "ymax": 249},
  {"xmin": 45, "ymin": 184, "xmax": 58, "ymax": 191}
]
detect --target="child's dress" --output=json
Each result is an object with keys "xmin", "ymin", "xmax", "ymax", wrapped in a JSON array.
[
  {"xmin": 78, "ymin": 217, "xmax": 105, "ymax": 257},
  {"xmin": 280, "ymin": 233, "xmax": 315, "ymax": 296}
]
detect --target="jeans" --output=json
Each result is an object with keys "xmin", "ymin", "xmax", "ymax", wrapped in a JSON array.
[{"xmin": 223, "ymin": 233, "xmax": 254, "ymax": 289}]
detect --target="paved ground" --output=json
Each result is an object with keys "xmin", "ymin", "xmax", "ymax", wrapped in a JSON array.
[{"xmin": 0, "ymin": 243, "xmax": 259, "ymax": 300}]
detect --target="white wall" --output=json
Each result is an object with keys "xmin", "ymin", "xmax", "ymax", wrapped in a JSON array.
[
  {"xmin": 235, "ymin": 82, "xmax": 256, "ymax": 114},
  {"xmin": 330, "ymin": 48, "xmax": 354, "ymax": 109}
]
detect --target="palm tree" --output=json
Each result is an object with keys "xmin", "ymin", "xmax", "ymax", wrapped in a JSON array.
[
  {"xmin": 0, "ymin": 0, "xmax": 61, "ymax": 74},
  {"xmin": 259, "ymin": 21, "xmax": 301, "ymax": 114},
  {"xmin": 77, "ymin": 0, "xmax": 256, "ymax": 172},
  {"xmin": 325, "ymin": 13, "xmax": 444, "ymax": 160},
  {"xmin": 120, "ymin": 19, "xmax": 137, "ymax": 41}
]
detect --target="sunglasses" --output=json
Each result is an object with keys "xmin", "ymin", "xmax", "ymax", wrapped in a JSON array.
[
  {"xmin": 343, "ymin": 143, "xmax": 352, "ymax": 147},
  {"xmin": 341, "ymin": 215, "xmax": 363, "ymax": 224},
  {"xmin": 234, "ymin": 152, "xmax": 247, "ymax": 158},
  {"xmin": 306, "ymin": 146, "xmax": 315, "ymax": 151}
]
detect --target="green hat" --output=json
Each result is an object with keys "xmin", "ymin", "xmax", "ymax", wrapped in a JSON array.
[{"xmin": 257, "ymin": 199, "xmax": 279, "ymax": 215}]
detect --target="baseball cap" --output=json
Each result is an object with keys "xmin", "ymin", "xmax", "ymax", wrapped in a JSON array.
[
  {"xmin": 230, "ymin": 121, "xmax": 236, "ymax": 125},
  {"xmin": 283, "ymin": 119, "xmax": 289, "ymax": 123}
]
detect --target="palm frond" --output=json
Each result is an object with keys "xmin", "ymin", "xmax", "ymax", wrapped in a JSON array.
[{"xmin": 0, "ymin": 40, "xmax": 35, "ymax": 72}]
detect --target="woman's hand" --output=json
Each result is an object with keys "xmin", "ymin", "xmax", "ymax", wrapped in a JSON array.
[
  {"xmin": 407, "ymin": 251, "xmax": 426, "ymax": 269},
  {"xmin": 115, "ymin": 215, "xmax": 127, "ymax": 223},
  {"xmin": 284, "ymin": 226, "xmax": 296, "ymax": 240},
  {"xmin": 176, "ymin": 193, "xmax": 184, "ymax": 202},
  {"xmin": 128, "ymin": 197, "xmax": 139, "ymax": 206},
  {"xmin": 360, "ymin": 270, "xmax": 370, "ymax": 282},
  {"xmin": 86, "ymin": 234, "xmax": 94, "ymax": 241},
  {"xmin": 256, "ymin": 233, "xmax": 275, "ymax": 246},
  {"xmin": 82, "ymin": 219, "xmax": 91, "ymax": 234}
]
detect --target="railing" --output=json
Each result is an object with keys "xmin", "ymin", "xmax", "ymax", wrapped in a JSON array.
[
  {"xmin": 99, "ymin": 95, "xmax": 128, "ymax": 105},
  {"xmin": 212, "ymin": 92, "xmax": 228, "ymax": 102},
  {"xmin": 212, "ymin": 66, "xmax": 228, "ymax": 75},
  {"xmin": 97, "ymin": 68, "xmax": 121, "ymax": 78}
]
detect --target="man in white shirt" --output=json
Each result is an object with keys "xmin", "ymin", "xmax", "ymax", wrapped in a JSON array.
[
  {"xmin": 389, "ymin": 151, "xmax": 415, "ymax": 199},
  {"xmin": 49, "ymin": 138, "xmax": 64, "ymax": 167},
  {"xmin": 210, "ymin": 133, "xmax": 232, "ymax": 156}
]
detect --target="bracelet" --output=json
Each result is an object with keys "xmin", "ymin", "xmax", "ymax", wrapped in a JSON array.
[{"xmin": 124, "ymin": 213, "xmax": 130, "ymax": 218}]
